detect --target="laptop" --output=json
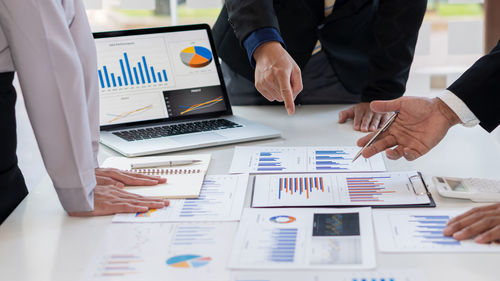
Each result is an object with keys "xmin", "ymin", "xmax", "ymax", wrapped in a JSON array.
[{"xmin": 94, "ymin": 24, "xmax": 281, "ymax": 157}]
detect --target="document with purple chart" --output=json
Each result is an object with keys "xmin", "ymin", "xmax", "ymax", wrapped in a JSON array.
[
  {"xmin": 373, "ymin": 210, "xmax": 500, "ymax": 252},
  {"xmin": 228, "ymin": 208, "xmax": 375, "ymax": 270},
  {"xmin": 112, "ymin": 174, "xmax": 249, "ymax": 222},
  {"xmin": 252, "ymin": 171, "xmax": 434, "ymax": 208},
  {"xmin": 229, "ymin": 146, "xmax": 386, "ymax": 174},
  {"xmin": 82, "ymin": 222, "xmax": 237, "ymax": 281}
]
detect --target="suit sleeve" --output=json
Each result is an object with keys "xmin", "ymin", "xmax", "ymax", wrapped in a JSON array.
[
  {"xmin": 361, "ymin": 0, "xmax": 427, "ymax": 102},
  {"xmin": 448, "ymin": 41, "xmax": 500, "ymax": 132},
  {"xmin": 0, "ymin": 0, "xmax": 96, "ymax": 212},
  {"xmin": 225, "ymin": 0, "xmax": 280, "ymax": 45}
]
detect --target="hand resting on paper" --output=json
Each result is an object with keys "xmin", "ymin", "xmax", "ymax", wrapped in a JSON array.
[
  {"xmin": 68, "ymin": 168, "xmax": 169, "ymax": 217},
  {"xmin": 444, "ymin": 204, "xmax": 500, "ymax": 244}
]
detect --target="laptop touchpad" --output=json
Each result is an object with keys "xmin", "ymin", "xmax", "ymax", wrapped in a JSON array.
[{"xmin": 171, "ymin": 132, "xmax": 226, "ymax": 144}]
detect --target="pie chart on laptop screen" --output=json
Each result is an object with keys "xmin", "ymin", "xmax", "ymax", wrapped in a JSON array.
[{"xmin": 180, "ymin": 46, "xmax": 213, "ymax": 68}]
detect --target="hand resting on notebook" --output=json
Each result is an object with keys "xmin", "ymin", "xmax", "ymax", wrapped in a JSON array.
[
  {"xmin": 95, "ymin": 167, "xmax": 166, "ymax": 187},
  {"xmin": 68, "ymin": 168, "xmax": 169, "ymax": 217}
]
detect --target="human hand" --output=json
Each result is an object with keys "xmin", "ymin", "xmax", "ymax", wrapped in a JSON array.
[
  {"xmin": 95, "ymin": 167, "xmax": 166, "ymax": 188},
  {"xmin": 68, "ymin": 185, "xmax": 169, "ymax": 216},
  {"xmin": 253, "ymin": 41, "xmax": 303, "ymax": 115},
  {"xmin": 338, "ymin": 102, "xmax": 392, "ymax": 132},
  {"xmin": 443, "ymin": 204, "xmax": 500, "ymax": 244},
  {"xmin": 356, "ymin": 97, "xmax": 461, "ymax": 161}
]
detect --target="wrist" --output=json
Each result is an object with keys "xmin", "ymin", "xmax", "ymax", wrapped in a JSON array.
[
  {"xmin": 253, "ymin": 41, "xmax": 282, "ymax": 62},
  {"xmin": 434, "ymin": 97, "xmax": 461, "ymax": 127}
]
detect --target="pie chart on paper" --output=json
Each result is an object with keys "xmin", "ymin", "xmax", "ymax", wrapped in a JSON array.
[
  {"xmin": 180, "ymin": 46, "xmax": 213, "ymax": 68},
  {"xmin": 166, "ymin": 254, "xmax": 212, "ymax": 268}
]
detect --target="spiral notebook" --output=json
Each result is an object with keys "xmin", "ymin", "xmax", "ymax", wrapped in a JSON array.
[{"xmin": 101, "ymin": 154, "xmax": 211, "ymax": 198}]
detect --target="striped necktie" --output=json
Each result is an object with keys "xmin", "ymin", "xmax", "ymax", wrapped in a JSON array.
[{"xmin": 311, "ymin": 0, "xmax": 336, "ymax": 55}]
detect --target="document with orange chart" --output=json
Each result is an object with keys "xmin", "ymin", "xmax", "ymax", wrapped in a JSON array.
[
  {"xmin": 101, "ymin": 154, "xmax": 211, "ymax": 198},
  {"xmin": 251, "ymin": 171, "xmax": 434, "ymax": 208},
  {"xmin": 112, "ymin": 174, "xmax": 249, "ymax": 223},
  {"xmin": 83, "ymin": 222, "xmax": 237, "ymax": 281}
]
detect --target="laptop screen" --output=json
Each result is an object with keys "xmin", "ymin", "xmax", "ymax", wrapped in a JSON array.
[{"xmin": 94, "ymin": 25, "xmax": 231, "ymax": 129}]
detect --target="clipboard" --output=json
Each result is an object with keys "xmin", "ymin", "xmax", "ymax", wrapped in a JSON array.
[{"xmin": 250, "ymin": 171, "xmax": 436, "ymax": 208}]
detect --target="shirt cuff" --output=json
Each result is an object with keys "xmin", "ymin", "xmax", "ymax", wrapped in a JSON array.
[
  {"xmin": 243, "ymin": 27, "xmax": 286, "ymax": 68},
  {"xmin": 437, "ymin": 90, "xmax": 479, "ymax": 127}
]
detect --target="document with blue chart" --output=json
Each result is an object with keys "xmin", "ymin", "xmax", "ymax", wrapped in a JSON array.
[
  {"xmin": 252, "ymin": 171, "xmax": 434, "ymax": 208},
  {"xmin": 230, "ymin": 269, "xmax": 428, "ymax": 281},
  {"xmin": 373, "ymin": 210, "xmax": 500, "ymax": 252},
  {"xmin": 228, "ymin": 208, "xmax": 375, "ymax": 269},
  {"xmin": 229, "ymin": 146, "xmax": 386, "ymax": 174},
  {"xmin": 112, "ymin": 174, "xmax": 249, "ymax": 222},
  {"xmin": 83, "ymin": 222, "xmax": 237, "ymax": 281}
]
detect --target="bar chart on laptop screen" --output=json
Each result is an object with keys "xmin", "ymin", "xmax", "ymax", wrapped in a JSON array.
[
  {"xmin": 96, "ymin": 36, "xmax": 173, "ymax": 125},
  {"xmin": 96, "ymin": 37, "xmax": 174, "ymax": 92}
]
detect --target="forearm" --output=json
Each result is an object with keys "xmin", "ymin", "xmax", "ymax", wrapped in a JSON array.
[
  {"xmin": 0, "ymin": 0, "xmax": 96, "ymax": 212},
  {"xmin": 70, "ymin": 0, "xmax": 100, "ymax": 167}
]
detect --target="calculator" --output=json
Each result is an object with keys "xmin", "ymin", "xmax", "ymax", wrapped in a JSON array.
[{"xmin": 432, "ymin": 176, "xmax": 500, "ymax": 202}]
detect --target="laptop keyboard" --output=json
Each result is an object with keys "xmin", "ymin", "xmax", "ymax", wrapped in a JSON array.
[{"xmin": 112, "ymin": 119, "xmax": 243, "ymax": 142}]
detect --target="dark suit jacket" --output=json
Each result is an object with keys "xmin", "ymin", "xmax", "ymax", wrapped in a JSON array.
[
  {"xmin": 448, "ymin": 41, "xmax": 500, "ymax": 132},
  {"xmin": 212, "ymin": 0, "xmax": 427, "ymax": 102}
]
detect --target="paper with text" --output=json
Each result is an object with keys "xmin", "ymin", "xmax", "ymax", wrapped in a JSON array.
[
  {"xmin": 373, "ymin": 209, "xmax": 500, "ymax": 252},
  {"xmin": 113, "ymin": 174, "xmax": 249, "ymax": 222},
  {"xmin": 252, "ymin": 171, "xmax": 432, "ymax": 208},
  {"xmin": 229, "ymin": 146, "xmax": 385, "ymax": 174},
  {"xmin": 228, "ymin": 207, "xmax": 375, "ymax": 270}
]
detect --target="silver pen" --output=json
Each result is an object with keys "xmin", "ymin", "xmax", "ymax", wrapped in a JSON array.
[
  {"xmin": 131, "ymin": 160, "xmax": 201, "ymax": 169},
  {"xmin": 352, "ymin": 111, "xmax": 399, "ymax": 162}
]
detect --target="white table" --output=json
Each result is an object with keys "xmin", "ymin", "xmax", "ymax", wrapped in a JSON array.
[{"xmin": 1, "ymin": 105, "xmax": 499, "ymax": 281}]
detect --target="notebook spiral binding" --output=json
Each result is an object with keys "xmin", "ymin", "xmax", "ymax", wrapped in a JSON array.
[{"xmin": 129, "ymin": 168, "xmax": 202, "ymax": 175}]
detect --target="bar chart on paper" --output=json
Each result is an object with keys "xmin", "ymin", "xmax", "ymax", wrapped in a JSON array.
[
  {"xmin": 96, "ymin": 37, "xmax": 173, "ymax": 92},
  {"xmin": 252, "ymin": 175, "xmax": 333, "ymax": 207},
  {"xmin": 373, "ymin": 210, "xmax": 500, "ymax": 252},
  {"xmin": 252, "ymin": 172, "xmax": 432, "ymax": 208},
  {"xmin": 229, "ymin": 147, "xmax": 386, "ymax": 174},
  {"xmin": 308, "ymin": 147, "xmax": 385, "ymax": 172},
  {"xmin": 236, "ymin": 226, "xmax": 300, "ymax": 266},
  {"xmin": 228, "ymin": 208, "xmax": 375, "ymax": 270},
  {"xmin": 229, "ymin": 147, "xmax": 305, "ymax": 173},
  {"xmin": 113, "ymin": 174, "xmax": 249, "ymax": 223}
]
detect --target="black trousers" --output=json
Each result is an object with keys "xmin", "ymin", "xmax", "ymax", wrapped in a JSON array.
[{"xmin": 0, "ymin": 72, "xmax": 28, "ymax": 225}]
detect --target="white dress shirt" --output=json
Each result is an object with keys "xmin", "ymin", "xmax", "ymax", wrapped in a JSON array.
[
  {"xmin": 0, "ymin": 0, "xmax": 99, "ymax": 212},
  {"xmin": 438, "ymin": 90, "xmax": 480, "ymax": 127}
]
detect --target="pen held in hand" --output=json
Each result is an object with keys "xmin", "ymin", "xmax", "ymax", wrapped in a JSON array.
[{"xmin": 352, "ymin": 111, "xmax": 399, "ymax": 163}]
